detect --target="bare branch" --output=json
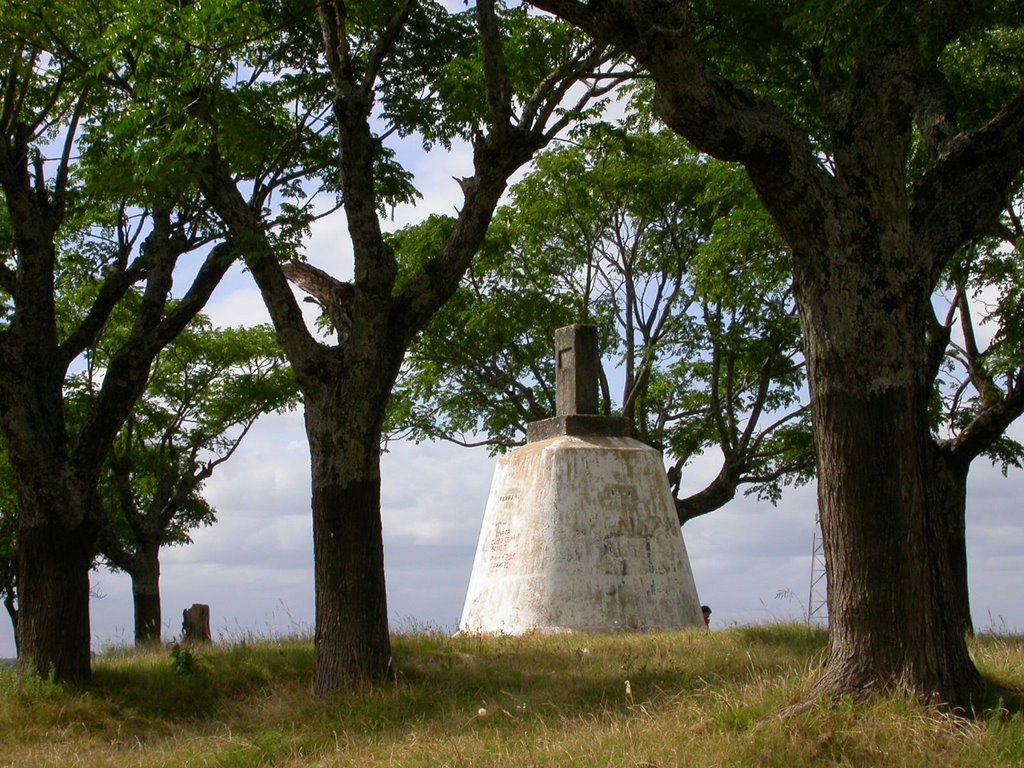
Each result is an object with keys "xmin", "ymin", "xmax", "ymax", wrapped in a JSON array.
[
  {"xmin": 52, "ymin": 93, "xmax": 87, "ymax": 212},
  {"xmin": 281, "ymin": 260, "xmax": 354, "ymax": 339},
  {"xmin": 955, "ymin": 280, "xmax": 999, "ymax": 403}
]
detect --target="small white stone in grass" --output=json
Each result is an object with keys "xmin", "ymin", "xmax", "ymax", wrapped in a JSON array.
[{"xmin": 478, "ymin": 707, "xmax": 488, "ymax": 717}]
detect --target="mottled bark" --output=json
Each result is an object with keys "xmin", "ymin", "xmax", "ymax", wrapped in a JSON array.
[
  {"xmin": 790, "ymin": 134, "xmax": 986, "ymax": 707},
  {"xmin": 300, "ymin": 302, "xmax": 405, "ymax": 693}
]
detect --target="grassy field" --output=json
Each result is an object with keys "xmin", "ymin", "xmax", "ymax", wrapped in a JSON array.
[{"xmin": 1, "ymin": 625, "xmax": 1023, "ymax": 767}]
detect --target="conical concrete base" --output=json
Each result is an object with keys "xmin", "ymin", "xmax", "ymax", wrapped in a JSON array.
[{"xmin": 459, "ymin": 434, "xmax": 703, "ymax": 635}]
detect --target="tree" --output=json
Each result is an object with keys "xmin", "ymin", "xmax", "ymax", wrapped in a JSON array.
[
  {"xmin": 391, "ymin": 122, "xmax": 813, "ymax": 523},
  {"xmin": 527, "ymin": 0, "xmax": 1024, "ymax": 708},
  {"xmin": 194, "ymin": 0, "xmax": 617, "ymax": 693},
  {"xmin": 0, "ymin": 0, "xmax": 324, "ymax": 681},
  {"xmin": 931, "ymin": 196, "xmax": 1024, "ymax": 636},
  {"xmin": 86, "ymin": 318, "xmax": 298, "ymax": 645},
  {"xmin": 0, "ymin": 1, "xmax": 250, "ymax": 681}
]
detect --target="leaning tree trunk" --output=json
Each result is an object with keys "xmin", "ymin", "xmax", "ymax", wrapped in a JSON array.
[
  {"xmin": 130, "ymin": 541, "xmax": 163, "ymax": 646},
  {"xmin": 305, "ymin": 392, "xmax": 392, "ymax": 695},
  {"xmin": 16, "ymin": 516, "xmax": 94, "ymax": 684},
  {"xmin": 802, "ymin": 286, "xmax": 985, "ymax": 708}
]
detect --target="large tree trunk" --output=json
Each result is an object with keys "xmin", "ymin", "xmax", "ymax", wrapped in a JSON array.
[
  {"xmin": 811, "ymin": 386, "xmax": 983, "ymax": 706},
  {"xmin": 802, "ymin": 290, "xmax": 984, "ymax": 708},
  {"xmin": 305, "ymin": 394, "xmax": 392, "ymax": 695},
  {"xmin": 130, "ymin": 542, "xmax": 162, "ymax": 646},
  {"xmin": 16, "ymin": 518, "xmax": 94, "ymax": 684}
]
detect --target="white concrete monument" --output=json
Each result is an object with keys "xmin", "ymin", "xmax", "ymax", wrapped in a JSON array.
[{"xmin": 459, "ymin": 325, "xmax": 704, "ymax": 635}]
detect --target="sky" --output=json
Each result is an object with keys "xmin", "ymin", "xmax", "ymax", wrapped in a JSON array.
[{"xmin": 4, "ymin": 120, "xmax": 1024, "ymax": 660}]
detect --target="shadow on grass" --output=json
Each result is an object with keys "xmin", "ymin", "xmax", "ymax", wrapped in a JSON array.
[
  {"xmin": 90, "ymin": 639, "xmax": 315, "ymax": 721},
  {"xmin": 83, "ymin": 627, "xmax": 811, "ymax": 735}
]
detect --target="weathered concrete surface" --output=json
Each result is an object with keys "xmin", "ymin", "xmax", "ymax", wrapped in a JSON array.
[
  {"xmin": 459, "ymin": 434, "xmax": 703, "ymax": 635},
  {"xmin": 526, "ymin": 414, "xmax": 633, "ymax": 442}
]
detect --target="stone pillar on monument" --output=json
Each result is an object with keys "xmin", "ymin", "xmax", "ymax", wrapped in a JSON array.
[
  {"xmin": 527, "ymin": 324, "xmax": 632, "ymax": 443},
  {"xmin": 459, "ymin": 324, "xmax": 703, "ymax": 635},
  {"xmin": 555, "ymin": 324, "xmax": 599, "ymax": 416}
]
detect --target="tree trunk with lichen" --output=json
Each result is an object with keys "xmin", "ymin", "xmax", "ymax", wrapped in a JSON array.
[{"xmin": 801, "ymin": 286, "xmax": 983, "ymax": 706}]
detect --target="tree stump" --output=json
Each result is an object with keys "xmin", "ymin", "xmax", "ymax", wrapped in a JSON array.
[{"xmin": 181, "ymin": 603, "xmax": 211, "ymax": 644}]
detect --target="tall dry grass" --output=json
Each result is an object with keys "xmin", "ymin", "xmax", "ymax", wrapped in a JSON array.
[{"xmin": 1, "ymin": 625, "xmax": 1022, "ymax": 767}]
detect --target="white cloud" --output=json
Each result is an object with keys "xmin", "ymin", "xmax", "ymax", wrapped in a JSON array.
[
  {"xmin": 204, "ymin": 265, "xmax": 272, "ymax": 328},
  {"xmin": 303, "ymin": 202, "xmax": 355, "ymax": 278},
  {"xmin": 384, "ymin": 139, "xmax": 476, "ymax": 232}
]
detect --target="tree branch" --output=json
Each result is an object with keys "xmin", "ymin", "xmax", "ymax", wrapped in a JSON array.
[
  {"xmin": 52, "ymin": 93, "xmax": 87, "ymax": 213},
  {"xmin": 912, "ymin": 91, "xmax": 1024, "ymax": 283},
  {"xmin": 363, "ymin": 0, "xmax": 415, "ymax": 96},
  {"xmin": 196, "ymin": 153, "xmax": 326, "ymax": 380},
  {"xmin": 72, "ymin": 240, "xmax": 236, "ymax": 475},
  {"xmin": 955, "ymin": 280, "xmax": 999, "ymax": 402},
  {"xmin": 281, "ymin": 260, "xmax": 354, "ymax": 339},
  {"xmin": 528, "ymin": 0, "xmax": 832, "ymax": 257},
  {"xmin": 477, "ymin": 0, "xmax": 514, "ymax": 136},
  {"xmin": 58, "ymin": 247, "xmax": 148, "ymax": 368},
  {"xmin": 674, "ymin": 459, "xmax": 740, "ymax": 525},
  {"xmin": 943, "ymin": 374, "xmax": 1024, "ymax": 468},
  {"xmin": 914, "ymin": 65, "xmax": 959, "ymax": 162}
]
